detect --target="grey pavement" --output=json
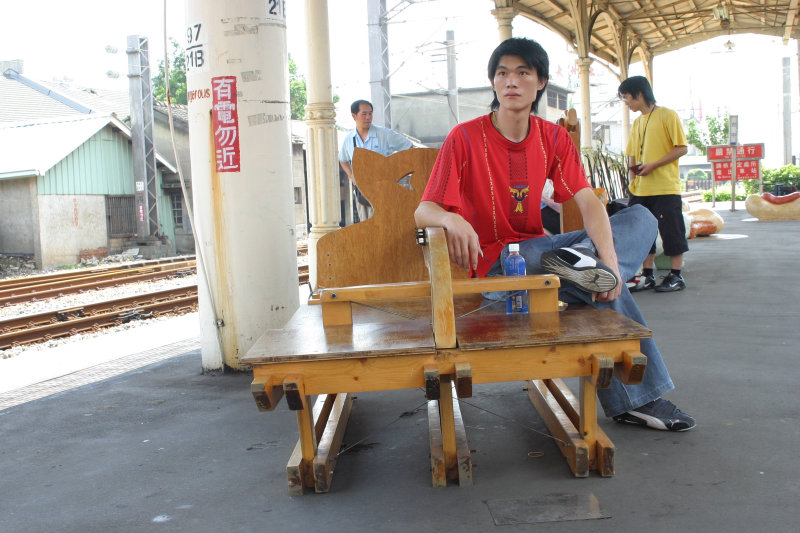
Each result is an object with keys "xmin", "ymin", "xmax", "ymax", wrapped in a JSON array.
[{"xmin": 1, "ymin": 206, "xmax": 798, "ymax": 533}]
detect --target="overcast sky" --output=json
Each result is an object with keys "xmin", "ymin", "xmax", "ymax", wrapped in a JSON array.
[{"xmin": 1, "ymin": 0, "xmax": 796, "ymax": 166}]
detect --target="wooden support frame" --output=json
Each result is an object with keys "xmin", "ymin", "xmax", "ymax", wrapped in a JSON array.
[
  {"xmin": 427, "ymin": 378, "xmax": 472, "ymax": 487},
  {"xmin": 286, "ymin": 392, "xmax": 355, "ymax": 495},
  {"xmin": 526, "ymin": 378, "xmax": 616, "ymax": 477},
  {"xmin": 250, "ymin": 375, "xmax": 284, "ymax": 411}
]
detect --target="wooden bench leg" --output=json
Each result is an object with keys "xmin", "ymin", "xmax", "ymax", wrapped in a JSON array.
[
  {"xmin": 313, "ymin": 393, "xmax": 354, "ymax": 493},
  {"xmin": 427, "ymin": 400, "xmax": 447, "ymax": 488},
  {"xmin": 527, "ymin": 378, "xmax": 615, "ymax": 477},
  {"xmin": 526, "ymin": 379, "xmax": 589, "ymax": 477},
  {"xmin": 450, "ymin": 380, "xmax": 473, "ymax": 486},
  {"xmin": 427, "ymin": 377, "xmax": 473, "ymax": 487},
  {"xmin": 286, "ymin": 393, "xmax": 330, "ymax": 496}
]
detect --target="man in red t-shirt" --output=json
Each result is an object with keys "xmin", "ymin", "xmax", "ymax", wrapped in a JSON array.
[{"xmin": 414, "ymin": 37, "xmax": 695, "ymax": 432}]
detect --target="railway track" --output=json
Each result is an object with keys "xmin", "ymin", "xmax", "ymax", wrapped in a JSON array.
[
  {"xmin": 0, "ymin": 257, "xmax": 197, "ymax": 307},
  {"xmin": 0, "ymin": 286, "xmax": 198, "ymax": 350},
  {"xmin": 0, "ymin": 249, "xmax": 310, "ymax": 349}
]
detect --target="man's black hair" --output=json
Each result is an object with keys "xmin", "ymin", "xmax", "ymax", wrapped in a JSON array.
[
  {"xmin": 350, "ymin": 99, "xmax": 373, "ymax": 115},
  {"xmin": 487, "ymin": 37, "xmax": 549, "ymax": 114},
  {"xmin": 618, "ymin": 76, "xmax": 656, "ymax": 107}
]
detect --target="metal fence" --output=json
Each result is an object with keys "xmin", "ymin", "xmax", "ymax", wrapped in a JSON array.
[{"xmin": 105, "ymin": 195, "xmax": 136, "ymax": 238}]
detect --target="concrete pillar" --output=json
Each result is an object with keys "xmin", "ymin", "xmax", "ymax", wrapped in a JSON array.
[
  {"xmin": 576, "ymin": 57, "xmax": 593, "ymax": 149},
  {"xmin": 185, "ymin": 0, "xmax": 298, "ymax": 371},
  {"xmin": 304, "ymin": 0, "xmax": 341, "ymax": 290},
  {"xmin": 491, "ymin": 6, "xmax": 517, "ymax": 42}
]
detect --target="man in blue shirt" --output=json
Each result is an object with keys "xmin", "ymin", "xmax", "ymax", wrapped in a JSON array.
[{"xmin": 339, "ymin": 100, "xmax": 413, "ymax": 221}]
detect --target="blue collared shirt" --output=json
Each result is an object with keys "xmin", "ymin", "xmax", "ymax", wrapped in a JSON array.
[{"xmin": 338, "ymin": 125, "xmax": 413, "ymax": 163}]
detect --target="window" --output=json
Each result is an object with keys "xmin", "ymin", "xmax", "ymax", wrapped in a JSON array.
[
  {"xmin": 172, "ymin": 193, "xmax": 183, "ymax": 227},
  {"xmin": 105, "ymin": 195, "xmax": 136, "ymax": 237},
  {"xmin": 294, "ymin": 187, "xmax": 303, "ymax": 205}
]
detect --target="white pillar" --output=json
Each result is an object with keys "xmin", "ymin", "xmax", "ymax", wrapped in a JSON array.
[
  {"xmin": 577, "ymin": 57, "xmax": 593, "ymax": 149},
  {"xmin": 304, "ymin": 0, "xmax": 341, "ymax": 290},
  {"xmin": 185, "ymin": 0, "xmax": 298, "ymax": 371},
  {"xmin": 491, "ymin": 6, "xmax": 517, "ymax": 41}
]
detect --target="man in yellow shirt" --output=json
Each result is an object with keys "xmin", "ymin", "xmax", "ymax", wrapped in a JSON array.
[{"xmin": 619, "ymin": 76, "xmax": 688, "ymax": 292}]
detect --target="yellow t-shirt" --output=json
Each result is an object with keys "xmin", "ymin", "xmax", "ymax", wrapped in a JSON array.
[{"xmin": 625, "ymin": 106, "xmax": 687, "ymax": 196}]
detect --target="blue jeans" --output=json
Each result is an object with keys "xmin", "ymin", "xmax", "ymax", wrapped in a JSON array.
[{"xmin": 486, "ymin": 204, "xmax": 675, "ymax": 417}]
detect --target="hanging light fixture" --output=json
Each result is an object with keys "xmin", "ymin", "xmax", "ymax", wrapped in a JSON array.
[
  {"xmin": 724, "ymin": 39, "xmax": 735, "ymax": 50},
  {"xmin": 713, "ymin": 2, "xmax": 731, "ymax": 29}
]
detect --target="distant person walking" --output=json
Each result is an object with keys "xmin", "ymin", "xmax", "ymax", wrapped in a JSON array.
[
  {"xmin": 618, "ymin": 76, "xmax": 689, "ymax": 292},
  {"xmin": 339, "ymin": 100, "xmax": 413, "ymax": 222}
]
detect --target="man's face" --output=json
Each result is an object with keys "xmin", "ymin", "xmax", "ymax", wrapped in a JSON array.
[
  {"xmin": 352, "ymin": 103, "xmax": 373, "ymax": 130},
  {"xmin": 490, "ymin": 55, "xmax": 546, "ymax": 113},
  {"xmin": 620, "ymin": 92, "xmax": 645, "ymax": 113}
]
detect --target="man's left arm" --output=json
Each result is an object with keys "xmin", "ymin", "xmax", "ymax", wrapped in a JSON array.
[{"xmin": 573, "ymin": 188, "xmax": 622, "ymax": 302}]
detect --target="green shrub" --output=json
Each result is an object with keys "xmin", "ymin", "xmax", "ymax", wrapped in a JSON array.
[
  {"xmin": 744, "ymin": 164, "xmax": 800, "ymax": 195},
  {"xmin": 702, "ymin": 189, "xmax": 747, "ymax": 202}
]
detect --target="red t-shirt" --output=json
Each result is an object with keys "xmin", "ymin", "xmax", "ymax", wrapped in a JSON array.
[{"xmin": 422, "ymin": 114, "xmax": 590, "ymax": 277}]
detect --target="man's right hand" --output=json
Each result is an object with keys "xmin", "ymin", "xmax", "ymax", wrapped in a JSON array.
[
  {"xmin": 442, "ymin": 212, "xmax": 481, "ymax": 272},
  {"xmin": 414, "ymin": 201, "xmax": 481, "ymax": 272}
]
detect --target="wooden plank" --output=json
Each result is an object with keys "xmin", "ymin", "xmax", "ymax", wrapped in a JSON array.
[
  {"xmin": 528, "ymin": 286, "xmax": 559, "ymax": 314},
  {"xmin": 543, "ymin": 378, "xmax": 615, "ymax": 476},
  {"xmin": 313, "ymin": 393, "xmax": 355, "ymax": 493},
  {"xmin": 614, "ymin": 350, "xmax": 647, "ymax": 385},
  {"xmin": 242, "ymin": 306, "xmax": 649, "ymax": 364},
  {"xmin": 320, "ymin": 300, "xmax": 352, "ymax": 327},
  {"xmin": 589, "ymin": 353, "xmax": 614, "ymax": 389},
  {"xmin": 250, "ymin": 376, "xmax": 284, "ymax": 411},
  {"xmin": 454, "ymin": 362, "xmax": 472, "ymax": 398},
  {"xmin": 424, "ymin": 365, "xmax": 440, "ymax": 400},
  {"xmin": 315, "ymin": 148, "xmax": 469, "ymax": 290},
  {"xmin": 423, "ymin": 227, "xmax": 456, "ymax": 349},
  {"xmin": 579, "ymin": 376, "xmax": 598, "ymax": 447},
  {"xmin": 526, "ymin": 379, "xmax": 589, "ymax": 477},
  {"xmin": 427, "ymin": 400, "xmax": 447, "ymax": 488},
  {"xmin": 249, "ymin": 337, "xmax": 642, "ymax": 396},
  {"xmin": 450, "ymin": 381, "xmax": 473, "ymax": 486},
  {"xmin": 287, "ymin": 395, "xmax": 329, "ymax": 496},
  {"xmin": 438, "ymin": 377, "xmax": 458, "ymax": 479},
  {"xmin": 283, "ymin": 375, "xmax": 305, "ymax": 411},
  {"xmin": 315, "ymin": 275, "xmax": 561, "ymax": 304},
  {"xmin": 595, "ymin": 428, "xmax": 616, "ymax": 477}
]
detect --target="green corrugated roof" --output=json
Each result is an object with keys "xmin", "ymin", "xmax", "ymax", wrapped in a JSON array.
[{"xmin": 0, "ymin": 114, "xmax": 176, "ymax": 180}]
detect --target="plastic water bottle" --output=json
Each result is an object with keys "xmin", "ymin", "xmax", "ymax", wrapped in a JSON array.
[{"xmin": 505, "ymin": 243, "xmax": 529, "ymax": 314}]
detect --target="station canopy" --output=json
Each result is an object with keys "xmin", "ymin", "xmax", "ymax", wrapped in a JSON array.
[{"xmin": 510, "ymin": 0, "xmax": 798, "ymax": 69}]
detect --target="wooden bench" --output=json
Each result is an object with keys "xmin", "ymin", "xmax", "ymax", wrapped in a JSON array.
[{"xmin": 241, "ymin": 147, "xmax": 650, "ymax": 494}]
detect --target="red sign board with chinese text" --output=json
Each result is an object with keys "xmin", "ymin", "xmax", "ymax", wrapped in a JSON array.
[
  {"xmin": 211, "ymin": 76, "xmax": 241, "ymax": 173},
  {"xmin": 707, "ymin": 144, "xmax": 764, "ymax": 161},
  {"xmin": 712, "ymin": 160, "xmax": 761, "ymax": 181}
]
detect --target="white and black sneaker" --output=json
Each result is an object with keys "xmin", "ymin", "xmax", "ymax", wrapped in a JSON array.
[
  {"xmin": 613, "ymin": 399, "xmax": 696, "ymax": 431},
  {"xmin": 540, "ymin": 246, "xmax": 618, "ymax": 293}
]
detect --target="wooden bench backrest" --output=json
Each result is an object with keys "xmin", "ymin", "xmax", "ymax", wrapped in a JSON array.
[{"xmin": 316, "ymin": 147, "xmax": 468, "ymax": 290}]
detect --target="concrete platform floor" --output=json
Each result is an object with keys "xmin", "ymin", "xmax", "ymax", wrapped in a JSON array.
[{"xmin": 1, "ymin": 206, "xmax": 798, "ymax": 533}]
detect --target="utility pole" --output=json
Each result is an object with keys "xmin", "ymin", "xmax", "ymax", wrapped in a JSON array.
[
  {"xmin": 783, "ymin": 56, "xmax": 792, "ymax": 165},
  {"xmin": 446, "ymin": 30, "xmax": 459, "ymax": 130},
  {"xmin": 368, "ymin": 0, "xmax": 391, "ymax": 127},
  {"xmin": 127, "ymin": 35, "xmax": 159, "ymax": 240}
]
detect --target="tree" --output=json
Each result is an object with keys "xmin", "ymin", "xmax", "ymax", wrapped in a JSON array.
[
  {"xmin": 152, "ymin": 38, "xmax": 187, "ymax": 105},
  {"xmin": 686, "ymin": 114, "xmax": 729, "ymax": 155},
  {"xmin": 289, "ymin": 54, "xmax": 307, "ymax": 120}
]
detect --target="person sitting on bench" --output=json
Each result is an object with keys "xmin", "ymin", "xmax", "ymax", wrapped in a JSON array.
[{"xmin": 413, "ymin": 37, "xmax": 695, "ymax": 431}]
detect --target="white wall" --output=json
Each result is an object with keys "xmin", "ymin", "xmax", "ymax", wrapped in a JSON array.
[{"xmin": 37, "ymin": 195, "xmax": 108, "ymax": 269}]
